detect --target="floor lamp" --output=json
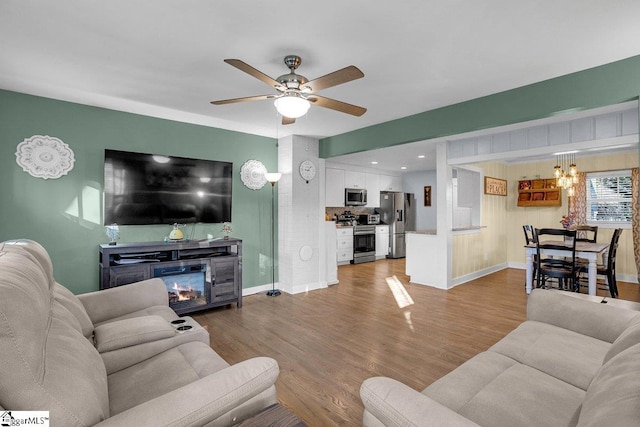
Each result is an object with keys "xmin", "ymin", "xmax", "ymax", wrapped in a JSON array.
[{"xmin": 265, "ymin": 172, "xmax": 282, "ymax": 296}]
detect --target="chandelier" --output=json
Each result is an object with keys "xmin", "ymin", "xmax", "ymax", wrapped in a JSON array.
[{"xmin": 553, "ymin": 152, "xmax": 578, "ymax": 197}]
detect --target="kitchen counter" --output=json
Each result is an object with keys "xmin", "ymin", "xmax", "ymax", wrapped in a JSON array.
[
  {"xmin": 335, "ymin": 224, "xmax": 354, "ymax": 228},
  {"xmin": 407, "ymin": 229, "xmax": 437, "ymax": 235},
  {"xmin": 452, "ymin": 225, "xmax": 486, "ymax": 231}
]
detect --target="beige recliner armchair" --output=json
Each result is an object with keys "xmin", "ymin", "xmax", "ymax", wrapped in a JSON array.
[{"xmin": 0, "ymin": 240, "xmax": 279, "ymax": 426}]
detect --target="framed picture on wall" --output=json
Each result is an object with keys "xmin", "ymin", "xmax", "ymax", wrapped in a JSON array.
[
  {"xmin": 424, "ymin": 186, "xmax": 432, "ymax": 206},
  {"xmin": 484, "ymin": 176, "xmax": 507, "ymax": 196}
]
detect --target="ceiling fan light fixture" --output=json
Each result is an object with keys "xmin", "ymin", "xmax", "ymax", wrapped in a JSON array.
[{"xmin": 274, "ymin": 94, "xmax": 311, "ymax": 119}]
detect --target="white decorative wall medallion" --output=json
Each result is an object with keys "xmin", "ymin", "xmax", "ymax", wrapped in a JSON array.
[
  {"xmin": 299, "ymin": 245, "xmax": 313, "ymax": 261},
  {"xmin": 15, "ymin": 135, "xmax": 75, "ymax": 179},
  {"xmin": 240, "ymin": 159, "xmax": 267, "ymax": 190}
]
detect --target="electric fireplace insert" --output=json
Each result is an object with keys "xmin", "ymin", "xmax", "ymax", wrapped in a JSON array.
[{"xmin": 152, "ymin": 261, "xmax": 211, "ymax": 312}]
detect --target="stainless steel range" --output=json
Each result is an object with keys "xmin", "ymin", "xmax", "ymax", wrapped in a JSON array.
[
  {"xmin": 353, "ymin": 224, "xmax": 376, "ymax": 264},
  {"xmin": 336, "ymin": 211, "xmax": 376, "ymax": 264}
]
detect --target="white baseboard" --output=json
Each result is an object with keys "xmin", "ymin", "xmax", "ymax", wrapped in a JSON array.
[
  {"xmin": 243, "ymin": 281, "xmax": 331, "ymax": 296},
  {"xmin": 452, "ymin": 263, "xmax": 508, "ymax": 287},
  {"xmin": 242, "ymin": 283, "xmax": 276, "ymax": 296},
  {"xmin": 287, "ymin": 281, "xmax": 328, "ymax": 294}
]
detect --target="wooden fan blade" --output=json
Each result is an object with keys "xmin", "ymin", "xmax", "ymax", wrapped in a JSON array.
[
  {"xmin": 210, "ymin": 94, "xmax": 276, "ymax": 105},
  {"xmin": 282, "ymin": 116, "xmax": 296, "ymax": 125},
  {"xmin": 224, "ymin": 59, "xmax": 283, "ymax": 89},
  {"xmin": 302, "ymin": 66, "xmax": 364, "ymax": 92},
  {"xmin": 307, "ymin": 95, "xmax": 367, "ymax": 116}
]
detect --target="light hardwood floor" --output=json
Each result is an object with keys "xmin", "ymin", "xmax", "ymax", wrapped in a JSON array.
[{"xmin": 192, "ymin": 261, "xmax": 640, "ymax": 426}]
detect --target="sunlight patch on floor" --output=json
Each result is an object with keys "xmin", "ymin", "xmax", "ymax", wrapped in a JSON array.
[
  {"xmin": 386, "ymin": 275, "xmax": 414, "ymax": 309},
  {"xmin": 404, "ymin": 311, "xmax": 414, "ymax": 332}
]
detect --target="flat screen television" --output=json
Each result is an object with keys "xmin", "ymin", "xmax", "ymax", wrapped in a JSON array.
[{"xmin": 103, "ymin": 149, "xmax": 232, "ymax": 225}]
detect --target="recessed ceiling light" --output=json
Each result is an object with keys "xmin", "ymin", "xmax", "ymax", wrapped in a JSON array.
[
  {"xmin": 401, "ymin": 166, "xmax": 407, "ymax": 170},
  {"xmin": 371, "ymin": 161, "xmax": 378, "ymax": 164},
  {"xmin": 418, "ymin": 155, "xmax": 425, "ymax": 158}
]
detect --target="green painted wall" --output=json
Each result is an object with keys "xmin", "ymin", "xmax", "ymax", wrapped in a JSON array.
[
  {"xmin": 0, "ymin": 90, "xmax": 277, "ymax": 294},
  {"xmin": 320, "ymin": 54, "xmax": 640, "ymax": 157}
]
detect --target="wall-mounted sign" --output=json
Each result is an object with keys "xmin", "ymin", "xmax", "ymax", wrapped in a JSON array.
[{"xmin": 484, "ymin": 176, "xmax": 507, "ymax": 196}]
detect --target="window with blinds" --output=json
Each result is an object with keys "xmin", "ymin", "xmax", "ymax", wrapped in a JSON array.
[{"xmin": 586, "ymin": 170, "xmax": 632, "ymax": 225}]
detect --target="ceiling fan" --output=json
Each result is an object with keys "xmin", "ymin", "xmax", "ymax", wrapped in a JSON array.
[{"xmin": 211, "ymin": 55, "xmax": 366, "ymax": 125}]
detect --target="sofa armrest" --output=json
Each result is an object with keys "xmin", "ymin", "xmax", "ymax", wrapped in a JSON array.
[
  {"xmin": 94, "ymin": 357, "xmax": 279, "ymax": 427},
  {"xmin": 93, "ymin": 315, "xmax": 176, "ymax": 353},
  {"xmin": 360, "ymin": 377, "xmax": 480, "ymax": 427},
  {"xmin": 101, "ymin": 317, "xmax": 210, "ymax": 375},
  {"xmin": 78, "ymin": 279, "xmax": 170, "ymax": 325},
  {"xmin": 527, "ymin": 289, "xmax": 640, "ymax": 343}
]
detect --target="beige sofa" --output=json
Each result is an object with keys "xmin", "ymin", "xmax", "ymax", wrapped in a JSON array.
[
  {"xmin": 360, "ymin": 289, "xmax": 640, "ymax": 427},
  {"xmin": 0, "ymin": 239, "xmax": 279, "ymax": 426}
]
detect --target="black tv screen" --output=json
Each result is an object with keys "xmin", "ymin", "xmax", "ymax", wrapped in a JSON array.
[{"xmin": 103, "ymin": 150, "xmax": 232, "ymax": 225}]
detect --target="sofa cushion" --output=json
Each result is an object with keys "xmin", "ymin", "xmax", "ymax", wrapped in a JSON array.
[
  {"xmin": 94, "ymin": 315, "xmax": 177, "ymax": 353},
  {"xmin": 423, "ymin": 351, "xmax": 584, "ymax": 427},
  {"xmin": 422, "ymin": 351, "xmax": 519, "ymax": 411},
  {"xmin": 489, "ymin": 320, "xmax": 610, "ymax": 390},
  {"xmin": 602, "ymin": 317, "xmax": 640, "ymax": 364},
  {"xmin": 1, "ymin": 240, "xmax": 96, "ymax": 338},
  {"xmin": 459, "ymin": 363, "xmax": 583, "ymax": 427},
  {"xmin": 577, "ymin": 343, "xmax": 640, "ymax": 427},
  {"xmin": 107, "ymin": 341, "xmax": 230, "ymax": 415},
  {"xmin": 53, "ymin": 282, "xmax": 95, "ymax": 338}
]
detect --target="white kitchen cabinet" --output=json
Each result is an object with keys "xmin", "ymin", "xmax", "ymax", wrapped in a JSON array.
[
  {"xmin": 325, "ymin": 165, "xmax": 402, "ymax": 208},
  {"xmin": 365, "ymin": 173, "xmax": 380, "ymax": 208},
  {"xmin": 344, "ymin": 170, "xmax": 365, "ymax": 189},
  {"xmin": 325, "ymin": 168, "xmax": 345, "ymax": 207},
  {"xmin": 336, "ymin": 227, "xmax": 353, "ymax": 264},
  {"xmin": 375, "ymin": 225, "xmax": 389, "ymax": 258},
  {"xmin": 379, "ymin": 174, "xmax": 402, "ymax": 192}
]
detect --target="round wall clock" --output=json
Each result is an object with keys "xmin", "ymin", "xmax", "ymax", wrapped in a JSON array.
[
  {"xmin": 299, "ymin": 160, "xmax": 316, "ymax": 183},
  {"xmin": 240, "ymin": 159, "xmax": 268, "ymax": 190}
]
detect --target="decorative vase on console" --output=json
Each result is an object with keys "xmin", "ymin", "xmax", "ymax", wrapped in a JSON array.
[
  {"xmin": 105, "ymin": 224, "xmax": 120, "ymax": 245},
  {"xmin": 168, "ymin": 223, "xmax": 185, "ymax": 241}
]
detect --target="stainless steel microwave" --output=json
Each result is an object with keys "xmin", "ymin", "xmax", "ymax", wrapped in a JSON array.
[{"xmin": 345, "ymin": 188, "xmax": 367, "ymax": 206}]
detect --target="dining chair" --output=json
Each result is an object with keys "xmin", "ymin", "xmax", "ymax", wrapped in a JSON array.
[
  {"xmin": 577, "ymin": 228, "xmax": 623, "ymax": 298},
  {"xmin": 535, "ymin": 228, "xmax": 578, "ymax": 291},
  {"xmin": 573, "ymin": 225, "xmax": 598, "ymax": 269},
  {"xmin": 573, "ymin": 225, "xmax": 598, "ymax": 243}
]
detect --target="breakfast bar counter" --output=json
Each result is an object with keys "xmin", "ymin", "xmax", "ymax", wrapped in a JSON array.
[{"xmin": 405, "ymin": 231, "xmax": 447, "ymax": 289}]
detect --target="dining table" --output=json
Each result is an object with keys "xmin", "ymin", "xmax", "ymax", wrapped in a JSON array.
[{"xmin": 524, "ymin": 240, "xmax": 610, "ymax": 296}]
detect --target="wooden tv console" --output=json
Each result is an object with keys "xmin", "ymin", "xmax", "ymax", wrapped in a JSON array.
[{"xmin": 99, "ymin": 238, "xmax": 242, "ymax": 314}]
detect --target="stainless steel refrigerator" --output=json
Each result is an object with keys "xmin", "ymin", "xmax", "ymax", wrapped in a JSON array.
[{"xmin": 377, "ymin": 192, "xmax": 416, "ymax": 258}]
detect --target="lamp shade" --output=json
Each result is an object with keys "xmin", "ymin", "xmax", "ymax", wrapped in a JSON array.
[
  {"xmin": 265, "ymin": 172, "xmax": 282, "ymax": 183},
  {"xmin": 274, "ymin": 95, "xmax": 310, "ymax": 119}
]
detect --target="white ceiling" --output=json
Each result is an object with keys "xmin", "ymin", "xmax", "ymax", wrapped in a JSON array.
[{"xmin": 3, "ymin": 1, "xmax": 640, "ymax": 168}]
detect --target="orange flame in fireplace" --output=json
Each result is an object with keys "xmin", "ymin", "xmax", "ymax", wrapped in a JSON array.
[{"xmin": 171, "ymin": 283, "xmax": 200, "ymax": 301}]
